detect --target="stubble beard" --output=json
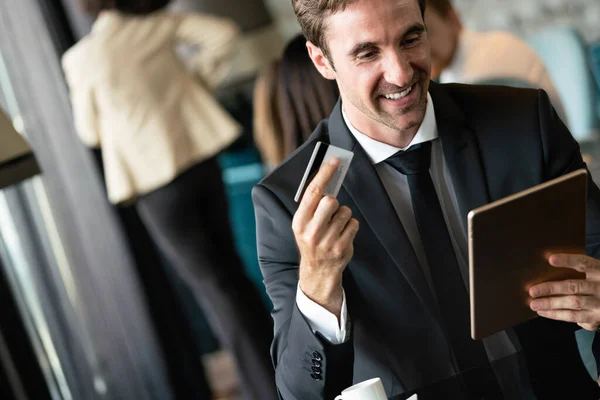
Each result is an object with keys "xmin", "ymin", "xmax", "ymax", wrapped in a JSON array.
[
  {"xmin": 341, "ymin": 79, "xmax": 428, "ymax": 134},
  {"xmin": 368, "ymin": 89, "xmax": 427, "ymax": 133}
]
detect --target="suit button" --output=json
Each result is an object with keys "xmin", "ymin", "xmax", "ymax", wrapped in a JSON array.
[
  {"xmin": 311, "ymin": 373, "xmax": 322, "ymax": 381},
  {"xmin": 312, "ymin": 360, "xmax": 321, "ymax": 368},
  {"xmin": 312, "ymin": 351, "xmax": 322, "ymax": 361},
  {"xmin": 311, "ymin": 366, "xmax": 321, "ymax": 373}
]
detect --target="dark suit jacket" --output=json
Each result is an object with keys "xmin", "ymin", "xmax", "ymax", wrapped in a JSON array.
[{"xmin": 252, "ymin": 82, "xmax": 600, "ymax": 399}]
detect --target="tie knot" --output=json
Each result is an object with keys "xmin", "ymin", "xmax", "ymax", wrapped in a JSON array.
[{"xmin": 384, "ymin": 141, "xmax": 432, "ymax": 175}]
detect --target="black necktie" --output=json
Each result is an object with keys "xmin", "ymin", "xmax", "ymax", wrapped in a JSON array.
[{"xmin": 385, "ymin": 141, "xmax": 489, "ymax": 371}]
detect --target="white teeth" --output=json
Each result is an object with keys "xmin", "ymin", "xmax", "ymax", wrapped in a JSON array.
[{"xmin": 383, "ymin": 85, "xmax": 413, "ymax": 100}]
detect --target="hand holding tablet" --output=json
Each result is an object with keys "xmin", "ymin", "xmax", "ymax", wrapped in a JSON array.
[{"xmin": 469, "ymin": 169, "xmax": 588, "ymax": 339}]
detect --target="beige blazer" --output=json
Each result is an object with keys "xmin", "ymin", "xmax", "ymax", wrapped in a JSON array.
[{"xmin": 62, "ymin": 10, "xmax": 242, "ymax": 204}]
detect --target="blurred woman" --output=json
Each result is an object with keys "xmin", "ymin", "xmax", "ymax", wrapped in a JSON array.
[
  {"xmin": 62, "ymin": 1, "xmax": 277, "ymax": 399},
  {"xmin": 253, "ymin": 60, "xmax": 283, "ymax": 169},
  {"xmin": 254, "ymin": 34, "xmax": 339, "ymax": 168}
]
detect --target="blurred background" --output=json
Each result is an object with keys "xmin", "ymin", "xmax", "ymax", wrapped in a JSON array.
[{"xmin": 0, "ymin": 0, "xmax": 599, "ymax": 399}]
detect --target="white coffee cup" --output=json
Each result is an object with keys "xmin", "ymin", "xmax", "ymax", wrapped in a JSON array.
[{"xmin": 335, "ymin": 377, "xmax": 387, "ymax": 400}]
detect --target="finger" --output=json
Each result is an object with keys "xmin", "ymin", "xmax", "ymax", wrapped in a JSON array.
[
  {"xmin": 529, "ymin": 279, "xmax": 599, "ymax": 298},
  {"xmin": 294, "ymin": 158, "xmax": 339, "ymax": 230},
  {"xmin": 321, "ymin": 206, "xmax": 353, "ymax": 245},
  {"xmin": 548, "ymin": 253, "xmax": 599, "ymax": 273},
  {"xmin": 536, "ymin": 309, "xmax": 596, "ymax": 324},
  {"xmin": 578, "ymin": 322, "xmax": 600, "ymax": 332},
  {"xmin": 339, "ymin": 218, "xmax": 360, "ymax": 245},
  {"xmin": 298, "ymin": 197, "xmax": 339, "ymax": 245},
  {"xmin": 529, "ymin": 295, "xmax": 599, "ymax": 311},
  {"xmin": 312, "ymin": 196, "xmax": 340, "ymax": 226}
]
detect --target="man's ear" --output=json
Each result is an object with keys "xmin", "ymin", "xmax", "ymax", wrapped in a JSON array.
[{"xmin": 306, "ymin": 41, "xmax": 336, "ymax": 80}]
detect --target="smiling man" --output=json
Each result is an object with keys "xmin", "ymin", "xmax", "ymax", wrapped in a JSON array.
[{"xmin": 252, "ymin": 0, "xmax": 600, "ymax": 399}]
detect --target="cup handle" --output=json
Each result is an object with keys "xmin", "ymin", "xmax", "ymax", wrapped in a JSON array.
[{"xmin": 334, "ymin": 396, "xmax": 343, "ymax": 400}]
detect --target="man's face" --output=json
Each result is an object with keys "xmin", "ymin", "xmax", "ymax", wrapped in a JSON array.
[
  {"xmin": 424, "ymin": 6, "xmax": 461, "ymax": 79},
  {"xmin": 307, "ymin": 0, "xmax": 431, "ymax": 144}
]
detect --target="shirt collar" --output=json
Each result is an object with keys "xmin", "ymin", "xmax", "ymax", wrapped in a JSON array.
[{"xmin": 341, "ymin": 92, "xmax": 438, "ymax": 164}]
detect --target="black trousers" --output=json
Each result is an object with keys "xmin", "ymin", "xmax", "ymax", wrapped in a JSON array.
[
  {"xmin": 136, "ymin": 157, "xmax": 278, "ymax": 400},
  {"xmin": 93, "ymin": 149, "xmax": 212, "ymax": 399}
]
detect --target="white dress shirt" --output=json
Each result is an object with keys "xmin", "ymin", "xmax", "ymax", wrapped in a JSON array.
[
  {"xmin": 297, "ymin": 94, "xmax": 473, "ymax": 344},
  {"xmin": 439, "ymin": 29, "xmax": 567, "ymax": 125}
]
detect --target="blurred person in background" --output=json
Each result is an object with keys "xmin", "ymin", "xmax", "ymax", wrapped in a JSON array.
[
  {"xmin": 62, "ymin": 0, "xmax": 278, "ymax": 398},
  {"xmin": 425, "ymin": 0, "xmax": 567, "ymax": 124},
  {"xmin": 254, "ymin": 34, "xmax": 339, "ymax": 169},
  {"xmin": 253, "ymin": 60, "xmax": 283, "ymax": 169}
]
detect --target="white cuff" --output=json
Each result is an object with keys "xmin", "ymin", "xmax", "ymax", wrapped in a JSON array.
[{"xmin": 296, "ymin": 283, "xmax": 349, "ymax": 344}]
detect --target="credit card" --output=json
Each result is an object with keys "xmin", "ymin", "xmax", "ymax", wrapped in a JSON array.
[{"xmin": 294, "ymin": 141, "xmax": 354, "ymax": 202}]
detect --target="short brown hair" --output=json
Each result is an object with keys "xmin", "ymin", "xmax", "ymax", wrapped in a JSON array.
[
  {"xmin": 427, "ymin": 0, "xmax": 453, "ymax": 17},
  {"xmin": 292, "ymin": 0, "xmax": 427, "ymax": 60},
  {"xmin": 79, "ymin": 0, "xmax": 171, "ymax": 19}
]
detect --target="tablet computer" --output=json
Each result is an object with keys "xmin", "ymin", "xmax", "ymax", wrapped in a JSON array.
[{"xmin": 468, "ymin": 169, "xmax": 588, "ymax": 340}]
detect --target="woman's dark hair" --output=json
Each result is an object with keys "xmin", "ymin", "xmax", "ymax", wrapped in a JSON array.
[
  {"xmin": 277, "ymin": 34, "xmax": 339, "ymax": 155},
  {"xmin": 80, "ymin": 0, "xmax": 171, "ymax": 18}
]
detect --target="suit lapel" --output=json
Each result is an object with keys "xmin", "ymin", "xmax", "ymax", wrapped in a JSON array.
[
  {"xmin": 429, "ymin": 82, "xmax": 492, "ymax": 227},
  {"xmin": 328, "ymin": 102, "xmax": 440, "ymax": 320},
  {"xmin": 328, "ymin": 82, "xmax": 494, "ymax": 321}
]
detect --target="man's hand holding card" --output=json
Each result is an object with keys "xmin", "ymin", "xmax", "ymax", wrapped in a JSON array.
[{"xmin": 292, "ymin": 142, "xmax": 357, "ymax": 319}]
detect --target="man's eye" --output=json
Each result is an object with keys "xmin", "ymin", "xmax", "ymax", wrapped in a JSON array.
[
  {"xmin": 358, "ymin": 51, "xmax": 376, "ymax": 60},
  {"xmin": 404, "ymin": 37, "xmax": 421, "ymax": 46}
]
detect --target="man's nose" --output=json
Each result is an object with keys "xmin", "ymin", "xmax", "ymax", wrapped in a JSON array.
[{"xmin": 383, "ymin": 52, "xmax": 413, "ymax": 88}]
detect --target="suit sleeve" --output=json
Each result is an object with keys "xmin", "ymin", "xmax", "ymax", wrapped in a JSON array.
[
  {"xmin": 173, "ymin": 13, "xmax": 239, "ymax": 89},
  {"xmin": 536, "ymin": 89, "xmax": 600, "ymax": 257},
  {"xmin": 252, "ymin": 184, "xmax": 354, "ymax": 400},
  {"xmin": 537, "ymin": 89, "xmax": 600, "ymax": 376}
]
